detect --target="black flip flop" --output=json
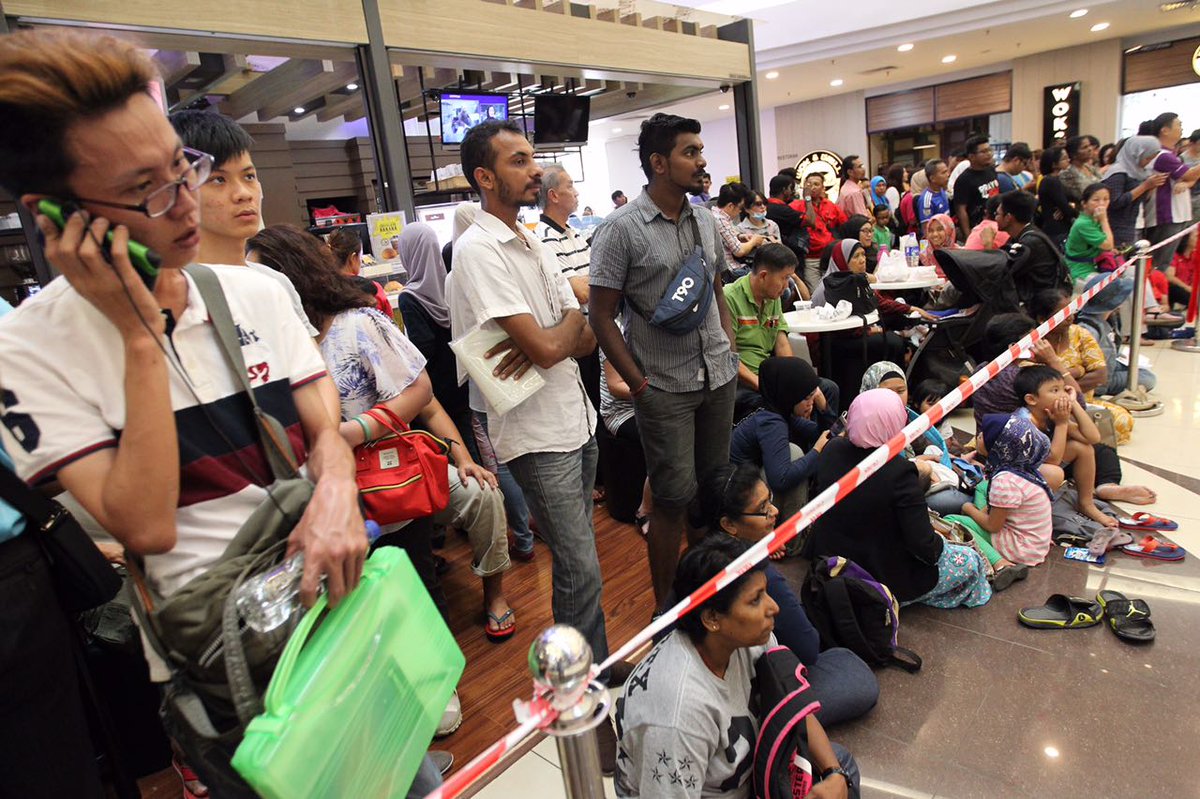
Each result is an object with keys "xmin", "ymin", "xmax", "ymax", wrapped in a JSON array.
[
  {"xmin": 1018, "ymin": 594, "xmax": 1103, "ymax": 629},
  {"xmin": 991, "ymin": 563, "xmax": 1029, "ymax": 592},
  {"xmin": 1096, "ymin": 590, "xmax": 1155, "ymax": 643}
]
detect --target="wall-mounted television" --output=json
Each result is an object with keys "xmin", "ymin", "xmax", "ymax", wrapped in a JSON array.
[
  {"xmin": 533, "ymin": 94, "xmax": 590, "ymax": 147},
  {"xmin": 440, "ymin": 92, "xmax": 509, "ymax": 145}
]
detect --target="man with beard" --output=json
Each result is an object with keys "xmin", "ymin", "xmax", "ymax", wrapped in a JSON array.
[
  {"xmin": 590, "ymin": 113, "xmax": 738, "ymax": 610},
  {"xmin": 446, "ymin": 118, "xmax": 611, "ymax": 690}
]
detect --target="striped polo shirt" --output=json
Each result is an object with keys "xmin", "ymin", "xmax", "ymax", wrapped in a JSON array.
[{"xmin": 536, "ymin": 213, "xmax": 591, "ymax": 285}]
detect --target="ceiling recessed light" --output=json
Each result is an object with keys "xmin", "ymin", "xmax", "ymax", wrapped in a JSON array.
[
  {"xmin": 830, "ymin": 79, "xmax": 844, "ymax": 87},
  {"xmin": 1069, "ymin": 8, "xmax": 1088, "ymax": 17},
  {"xmin": 897, "ymin": 43, "xmax": 914, "ymax": 52},
  {"xmin": 719, "ymin": 104, "xmax": 730, "ymax": 111},
  {"xmin": 765, "ymin": 70, "xmax": 780, "ymax": 80},
  {"xmin": 612, "ymin": 127, "xmax": 622, "ymax": 134},
  {"xmin": 1090, "ymin": 21, "xmax": 1109, "ymax": 31},
  {"xmin": 941, "ymin": 54, "xmax": 957, "ymax": 64},
  {"xmin": 293, "ymin": 106, "xmax": 305, "ymax": 114},
  {"xmin": 346, "ymin": 82, "xmax": 359, "ymax": 91}
]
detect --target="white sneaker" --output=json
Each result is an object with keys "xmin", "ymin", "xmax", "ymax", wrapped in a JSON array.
[{"xmin": 436, "ymin": 690, "xmax": 462, "ymax": 738}]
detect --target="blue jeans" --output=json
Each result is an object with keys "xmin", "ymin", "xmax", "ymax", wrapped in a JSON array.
[
  {"xmin": 926, "ymin": 487, "xmax": 972, "ymax": 518},
  {"xmin": 1109, "ymin": 363, "xmax": 1157, "ymax": 394},
  {"xmin": 507, "ymin": 438, "xmax": 609, "ymax": 663},
  {"xmin": 470, "ymin": 411, "xmax": 534, "ymax": 553},
  {"xmin": 806, "ymin": 647, "xmax": 880, "ymax": 729}
]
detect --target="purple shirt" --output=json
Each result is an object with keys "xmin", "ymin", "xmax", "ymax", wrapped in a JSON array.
[{"xmin": 1151, "ymin": 151, "xmax": 1192, "ymax": 226}]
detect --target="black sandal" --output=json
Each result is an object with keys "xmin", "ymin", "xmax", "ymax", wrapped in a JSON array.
[{"xmin": 1096, "ymin": 590, "xmax": 1155, "ymax": 643}]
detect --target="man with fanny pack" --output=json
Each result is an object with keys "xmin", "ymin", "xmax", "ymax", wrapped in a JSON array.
[
  {"xmin": 0, "ymin": 30, "xmax": 372, "ymax": 795},
  {"xmin": 590, "ymin": 113, "xmax": 739, "ymax": 610}
]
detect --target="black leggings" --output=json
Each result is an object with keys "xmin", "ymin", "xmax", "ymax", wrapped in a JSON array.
[{"xmin": 372, "ymin": 515, "xmax": 447, "ymax": 620}]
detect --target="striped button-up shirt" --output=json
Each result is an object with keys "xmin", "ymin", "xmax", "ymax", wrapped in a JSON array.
[{"xmin": 589, "ymin": 191, "xmax": 738, "ymax": 393}]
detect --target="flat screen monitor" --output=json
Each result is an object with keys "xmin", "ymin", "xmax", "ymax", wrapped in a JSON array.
[
  {"xmin": 533, "ymin": 94, "xmax": 590, "ymax": 147},
  {"xmin": 440, "ymin": 92, "xmax": 509, "ymax": 145}
]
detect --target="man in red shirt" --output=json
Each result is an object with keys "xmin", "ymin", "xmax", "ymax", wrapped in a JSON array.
[{"xmin": 793, "ymin": 173, "xmax": 846, "ymax": 292}]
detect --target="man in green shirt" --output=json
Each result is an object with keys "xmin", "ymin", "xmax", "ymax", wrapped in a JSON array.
[{"xmin": 726, "ymin": 243, "xmax": 837, "ymax": 419}]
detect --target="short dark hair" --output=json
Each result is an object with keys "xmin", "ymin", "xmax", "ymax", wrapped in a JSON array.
[
  {"xmin": 1014, "ymin": 364, "xmax": 1064, "ymax": 406},
  {"xmin": 911, "ymin": 379, "xmax": 949, "ymax": 410},
  {"xmin": 170, "ymin": 110, "xmax": 254, "ymax": 169},
  {"xmin": 768, "ymin": 174, "xmax": 793, "ymax": 198},
  {"xmin": 1190, "ymin": 129, "xmax": 1200, "ymax": 144},
  {"xmin": 1151, "ymin": 112, "xmax": 1178, "ymax": 137},
  {"xmin": 611, "ymin": 189, "xmax": 625, "ymax": 202},
  {"xmin": 984, "ymin": 312, "xmax": 1036, "ymax": 359},
  {"xmin": 716, "ymin": 181, "xmax": 748, "ymax": 208},
  {"xmin": 999, "ymin": 190, "xmax": 1036, "ymax": 224},
  {"xmin": 1064, "ymin": 135, "xmax": 1086, "ymax": 160},
  {"xmin": 777, "ymin": 167, "xmax": 799, "ymax": 180},
  {"xmin": 838, "ymin": 154, "xmax": 861, "ymax": 183},
  {"xmin": 873, "ymin": 204, "xmax": 891, "ymax": 220},
  {"xmin": 1039, "ymin": 147, "xmax": 1064, "ymax": 176},
  {"xmin": 673, "ymin": 533, "xmax": 767, "ymax": 644},
  {"xmin": 924, "ymin": 159, "xmax": 946, "ymax": 180},
  {"xmin": 1080, "ymin": 182, "xmax": 1109, "ymax": 203},
  {"xmin": 1085, "ymin": 135, "xmax": 1100, "ymax": 149},
  {"xmin": 1005, "ymin": 142, "xmax": 1032, "ymax": 161},
  {"xmin": 753, "ymin": 242, "xmax": 798, "ymax": 273},
  {"xmin": 1028, "ymin": 287, "xmax": 1070, "ymax": 322},
  {"xmin": 965, "ymin": 134, "xmax": 990, "ymax": 156},
  {"xmin": 638, "ymin": 113, "xmax": 701, "ymax": 180},
  {"xmin": 984, "ymin": 194, "xmax": 1003, "ymax": 220},
  {"xmin": 461, "ymin": 118, "xmax": 525, "ymax": 192}
]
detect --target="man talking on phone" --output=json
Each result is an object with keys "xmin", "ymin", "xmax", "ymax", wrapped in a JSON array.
[{"xmin": 0, "ymin": 30, "xmax": 371, "ymax": 795}]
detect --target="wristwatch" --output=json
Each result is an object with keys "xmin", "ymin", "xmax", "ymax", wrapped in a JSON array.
[{"xmin": 820, "ymin": 766, "xmax": 852, "ymax": 787}]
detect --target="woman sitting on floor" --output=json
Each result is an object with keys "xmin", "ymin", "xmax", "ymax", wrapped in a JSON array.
[
  {"xmin": 730, "ymin": 357, "xmax": 834, "ymax": 524},
  {"xmin": 809, "ymin": 388, "xmax": 992, "ymax": 609},
  {"xmin": 690, "ymin": 464, "xmax": 879, "ymax": 728},
  {"xmin": 615, "ymin": 535, "xmax": 861, "ymax": 799}
]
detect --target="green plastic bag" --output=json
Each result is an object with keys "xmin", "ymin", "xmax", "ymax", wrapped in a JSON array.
[{"xmin": 232, "ymin": 547, "xmax": 464, "ymax": 798}]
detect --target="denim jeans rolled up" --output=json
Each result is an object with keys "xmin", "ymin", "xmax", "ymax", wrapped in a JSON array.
[
  {"xmin": 805, "ymin": 647, "xmax": 880, "ymax": 729},
  {"xmin": 507, "ymin": 438, "xmax": 609, "ymax": 664}
]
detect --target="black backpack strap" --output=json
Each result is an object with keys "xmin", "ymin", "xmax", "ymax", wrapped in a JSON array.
[
  {"xmin": 890, "ymin": 645, "xmax": 923, "ymax": 673},
  {"xmin": 0, "ymin": 460, "xmax": 61, "ymax": 527}
]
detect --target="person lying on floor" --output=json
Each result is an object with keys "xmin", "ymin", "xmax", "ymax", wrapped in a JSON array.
[
  {"xmin": 1012, "ymin": 365, "xmax": 1117, "ymax": 528},
  {"xmin": 689, "ymin": 464, "xmax": 879, "ymax": 727},
  {"xmin": 615, "ymin": 535, "xmax": 861, "ymax": 799},
  {"xmin": 730, "ymin": 357, "xmax": 834, "ymax": 527},
  {"xmin": 960, "ymin": 413, "xmax": 1064, "ymax": 570},
  {"xmin": 809, "ymin": 389, "xmax": 992, "ymax": 609}
]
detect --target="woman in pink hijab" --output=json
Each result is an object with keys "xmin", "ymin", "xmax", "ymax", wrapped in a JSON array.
[
  {"xmin": 808, "ymin": 388, "xmax": 993, "ymax": 608},
  {"xmin": 918, "ymin": 213, "xmax": 960, "ymax": 275}
]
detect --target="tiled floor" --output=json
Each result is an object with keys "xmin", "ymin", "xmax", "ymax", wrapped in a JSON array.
[{"xmin": 471, "ymin": 344, "xmax": 1200, "ymax": 799}]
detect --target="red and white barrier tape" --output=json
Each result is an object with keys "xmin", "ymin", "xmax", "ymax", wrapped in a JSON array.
[{"xmin": 426, "ymin": 227, "xmax": 1199, "ymax": 799}]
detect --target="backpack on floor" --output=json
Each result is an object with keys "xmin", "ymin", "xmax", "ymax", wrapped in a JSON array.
[
  {"xmin": 752, "ymin": 646, "xmax": 821, "ymax": 799},
  {"xmin": 801, "ymin": 556, "xmax": 922, "ymax": 672}
]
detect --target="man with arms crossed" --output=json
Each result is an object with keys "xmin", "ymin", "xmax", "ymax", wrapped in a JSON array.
[{"xmin": 590, "ymin": 113, "xmax": 739, "ymax": 610}]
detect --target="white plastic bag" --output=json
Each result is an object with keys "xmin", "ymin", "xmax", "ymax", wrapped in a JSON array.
[
  {"xmin": 449, "ymin": 326, "xmax": 546, "ymax": 414},
  {"xmin": 875, "ymin": 250, "xmax": 909, "ymax": 283}
]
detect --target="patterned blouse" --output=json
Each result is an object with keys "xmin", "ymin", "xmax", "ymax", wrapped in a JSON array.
[{"xmin": 319, "ymin": 307, "xmax": 427, "ymax": 420}]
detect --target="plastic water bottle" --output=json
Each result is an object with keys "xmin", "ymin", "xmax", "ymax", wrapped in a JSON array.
[{"xmin": 235, "ymin": 520, "xmax": 382, "ymax": 633}]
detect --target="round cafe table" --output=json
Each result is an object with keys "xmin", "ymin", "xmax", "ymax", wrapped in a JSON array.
[
  {"xmin": 785, "ymin": 310, "xmax": 880, "ymax": 378},
  {"xmin": 873, "ymin": 276, "xmax": 946, "ymax": 291}
]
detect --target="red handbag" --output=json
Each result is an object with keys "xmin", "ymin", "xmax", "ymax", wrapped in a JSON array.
[{"xmin": 354, "ymin": 406, "xmax": 451, "ymax": 524}]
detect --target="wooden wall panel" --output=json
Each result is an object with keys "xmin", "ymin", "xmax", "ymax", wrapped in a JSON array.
[
  {"xmin": 866, "ymin": 88, "xmax": 935, "ymax": 133},
  {"xmin": 380, "ymin": 0, "xmax": 751, "ymax": 82},
  {"xmin": 1011, "ymin": 39, "xmax": 1121, "ymax": 144},
  {"xmin": 243, "ymin": 124, "xmax": 304, "ymax": 229},
  {"xmin": 5, "ymin": 0, "xmax": 368, "ymax": 43},
  {"xmin": 1124, "ymin": 37, "xmax": 1200, "ymax": 94},
  {"xmin": 934, "ymin": 71, "xmax": 1011, "ymax": 122}
]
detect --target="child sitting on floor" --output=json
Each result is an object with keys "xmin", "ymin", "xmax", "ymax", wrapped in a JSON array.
[
  {"xmin": 1012, "ymin": 365, "xmax": 1117, "ymax": 528},
  {"xmin": 961, "ymin": 413, "xmax": 1063, "ymax": 566},
  {"xmin": 910, "ymin": 378, "xmax": 964, "ymax": 456}
]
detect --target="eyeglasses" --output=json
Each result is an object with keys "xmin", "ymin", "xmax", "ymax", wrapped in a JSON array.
[
  {"xmin": 738, "ymin": 494, "xmax": 776, "ymax": 519},
  {"xmin": 68, "ymin": 147, "xmax": 213, "ymax": 219}
]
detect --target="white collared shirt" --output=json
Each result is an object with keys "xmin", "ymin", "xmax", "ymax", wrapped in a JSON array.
[{"xmin": 447, "ymin": 211, "xmax": 595, "ymax": 463}]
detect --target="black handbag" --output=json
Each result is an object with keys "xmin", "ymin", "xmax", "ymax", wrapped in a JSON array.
[
  {"xmin": 0, "ymin": 464, "xmax": 122, "ymax": 614},
  {"xmin": 821, "ymin": 271, "xmax": 877, "ymax": 316}
]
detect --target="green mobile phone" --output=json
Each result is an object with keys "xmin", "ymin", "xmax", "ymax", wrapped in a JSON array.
[{"xmin": 37, "ymin": 199, "xmax": 161, "ymax": 286}]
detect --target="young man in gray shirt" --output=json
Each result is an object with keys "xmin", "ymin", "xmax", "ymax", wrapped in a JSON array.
[{"xmin": 590, "ymin": 114, "xmax": 739, "ymax": 609}]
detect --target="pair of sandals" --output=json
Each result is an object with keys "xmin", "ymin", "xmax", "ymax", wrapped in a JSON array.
[
  {"xmin": 1018, "ymin": 591, "xmax": 1155, "ymax": 642},
  {"xmin": 1110, "ymin": 386, "xmax": 1164, "ymax": 417}
]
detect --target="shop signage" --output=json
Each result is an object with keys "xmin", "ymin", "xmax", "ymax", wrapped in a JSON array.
[
  {"xmin": 794, "ymin": 150, "xmax": 844, "ymax": 203},
  {"xmin": 1193, "ymin": 43, "xmax": 1200, "ymax": 78},
  {"xmin": 1043, "ymin": 82, "xmax": 1081, "ymax": 147},
  {"xmin": 367, "ymin": 211, "xmax": 407, "ymax": 261}
]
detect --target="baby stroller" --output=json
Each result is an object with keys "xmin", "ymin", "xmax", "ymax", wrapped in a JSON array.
[{"xmin": 906, "ymin": 249, "xmax": 1022, "ymax": 389}]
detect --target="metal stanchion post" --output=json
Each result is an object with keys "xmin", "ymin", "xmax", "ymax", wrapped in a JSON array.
[
  {"xmin": 1127, "ymin": 240, "xmax": 1150, "ymax": 392},
  {"xmin": 529, "ymin": 626, "xmax": 611, "ymax": 799}
]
